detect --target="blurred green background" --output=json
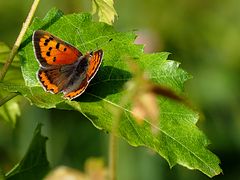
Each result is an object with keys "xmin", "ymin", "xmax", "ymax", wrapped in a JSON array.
[{"xmin": 0, "ymin": 0, "xmax": 240, "ymax": 179}]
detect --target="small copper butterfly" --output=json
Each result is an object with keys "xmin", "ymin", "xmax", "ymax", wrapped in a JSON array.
[{"xmin": 32, "ymin": 30, "xmax": 103, "ymax": 100}]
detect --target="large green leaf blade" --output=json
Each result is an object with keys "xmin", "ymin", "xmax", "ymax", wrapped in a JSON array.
[
  {"xmin": 67, "ymin": 54, "xmax": 220, "ymax": 177},
  {"xmin": 15, "ymin": 8, "xmax": 222, "ymax": 177}
]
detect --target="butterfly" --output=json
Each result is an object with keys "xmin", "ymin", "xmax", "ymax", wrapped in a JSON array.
[{"xmin": 32, "ymin": 30, "xmax": 103, "ymax": 100}]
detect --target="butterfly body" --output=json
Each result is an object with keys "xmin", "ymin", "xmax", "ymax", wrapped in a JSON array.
[{"xmin": 32, "ymin": 30, "xmax": 103, "ymax": 100}]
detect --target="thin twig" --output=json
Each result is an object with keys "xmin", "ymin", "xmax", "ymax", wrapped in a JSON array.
[
  {"xmin": 109, "ymin": 132, "xmax": 117, "ymax": 180},
  {"xmin": 0, "ymin": 93, "xmax": 19, "ymax": 107},
  {"xmin": 0, "ymin": 0, "xmax": 41, "ymax": 81},
  {"xmin": 108, "ymin": 107, "xmax": 121, "ymax": 180},
  {"xmin": 108, "ymin": 86, "xmax": 136, "ymax": 180}
]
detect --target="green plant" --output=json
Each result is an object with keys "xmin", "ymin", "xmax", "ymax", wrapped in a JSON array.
[{"xmin": 0, "ymin": 0, "xmax": 222, "ymax": 179}]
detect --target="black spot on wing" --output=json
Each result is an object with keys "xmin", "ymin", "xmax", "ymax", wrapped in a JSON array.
[
  {"xmin": 45, "ymin": 39, "xmax": 50, "ymax": 43},
  {"xmin": 56, "ymin": 43, "xmax": 60, "ymax": 49}
]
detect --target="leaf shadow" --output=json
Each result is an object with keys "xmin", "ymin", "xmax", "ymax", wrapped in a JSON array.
[{"xmin": 75, "ymin": 66, "xmax": 132, "ymax": 102}]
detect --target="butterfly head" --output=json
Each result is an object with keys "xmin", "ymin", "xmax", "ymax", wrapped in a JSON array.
[
  {"xmin": 89, "ymin": 51, "xmax": 94, "ymax": 56},
  {"xmin": 85, "ymin": 51, "xmax": 94, "ymax": 58}
]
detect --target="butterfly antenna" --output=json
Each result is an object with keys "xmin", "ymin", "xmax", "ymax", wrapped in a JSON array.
[{"xmin": 76, "ymin": 29, "xmax": 87, "ymax": 52}]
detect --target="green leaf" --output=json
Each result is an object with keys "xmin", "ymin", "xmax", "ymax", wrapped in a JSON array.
[
  {"xmin": 15, "ymin": 8, "xmax": 221, "ymax": 177},
  {"xmin": 5, "ymin": 124, "xmax": 50, "ymax": 180},
  {"xmin": 0, "ymin": 42, "xmax": 22, "ymax": 125},
  {"xmin": 92, "ymin": 0, "xmax": 118, "ymax": 25},
  {"xmin": 0, "ymin": 42, "xmax": 23, "ymax": 85},
  {"xmin": 0, "ymin": 42, "xmax": 22, "ymax": 73},
  {"xmin": 67, "ymin": 54, "xmax": 221, "ymax": 177},
  {"xmin": 0, "ymin": 94, "xmax": 20, "ymax": 125}
]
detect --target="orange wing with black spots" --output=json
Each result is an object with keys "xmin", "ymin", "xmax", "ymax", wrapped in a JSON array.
[
  {"xmin": 33, "ymin": 30, "xmax": 82, "ymax": 67},
  {"xmin": 87, "ymin": 50, "xmax": 103, "ymax": 81}
]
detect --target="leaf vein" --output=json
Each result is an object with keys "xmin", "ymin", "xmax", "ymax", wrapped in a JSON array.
[{"xmin": 86, "ymin": 92, "xmax": 216, "ymax": 173}]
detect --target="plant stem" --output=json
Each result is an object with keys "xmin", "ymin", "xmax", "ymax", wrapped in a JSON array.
[
  {"xmin": 0, "ymin": 93, "xmax": 19, "ymax": 107},
  {"xmin": 0, "ymin": 0, "xmax": 41, "ymax": 81},
  {"xmin": 108, "ymin": 84, "xmax": 136, "ymax": 180},
  {"xmin": 108, "ymin": 105, "xmax": 124, "ymax": 180},
  {"xmin": 109, "ymin": 132, "xmax": 117, "ymax": 180}
]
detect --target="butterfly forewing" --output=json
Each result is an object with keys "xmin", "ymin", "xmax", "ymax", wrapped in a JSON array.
[{"xmin": 33, "ymin": 30, "xmax": 82, "ymax": 67}]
